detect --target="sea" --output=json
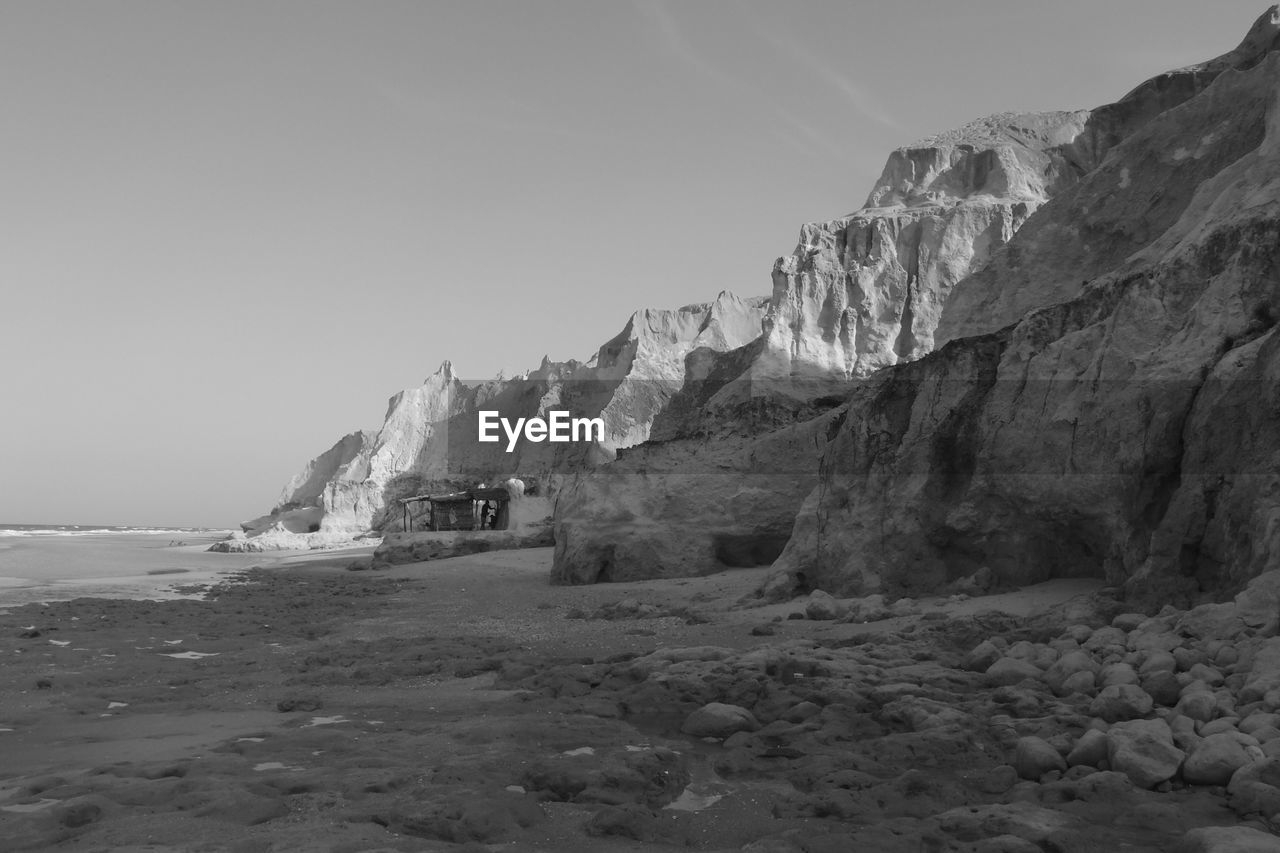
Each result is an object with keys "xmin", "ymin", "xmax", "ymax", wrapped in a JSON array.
[{"xmin": 0, "ymin": 524, "xmax": 271, "ymax": 610}]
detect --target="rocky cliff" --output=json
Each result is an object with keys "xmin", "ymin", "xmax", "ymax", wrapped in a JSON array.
[
  {"xmin": 768, "ymin": 7, "xmax": 1280, "ymax": 605},
  {"xmin": 551, "ymin": 7, "xmax": 1280, "ymax": 593},
  {"xmin": 549, "ymin": 107, "xmax": 1091, "ymax": 582},
  {"xmin": 750, "ymin": 110, "xmax": 1089, "ymax": 388},
  {"xmin": 247, "ymin": 292, "xmax": 768, "ymax": 537},
  {"xmin": 548, "ymin": 68, "xmax": 1101, "ymax": 585}
]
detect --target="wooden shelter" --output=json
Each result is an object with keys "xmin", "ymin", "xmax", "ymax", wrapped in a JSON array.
[{"xmin": 399, "ymin": 486, "xmax": 512, "ymax": 533}]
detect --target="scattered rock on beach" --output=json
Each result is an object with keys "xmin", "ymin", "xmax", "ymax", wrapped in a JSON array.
[
  {"xmin": 804, "ymin": 590, "xmax": 847, "ymax": 621},
  {"xmin": 1089, "ymin": 684, "xmax": 1154, "ymax": 722},
  {"xmin": 1174, "ymin": 825, "xmax": 1280, "ymax": 853},
  {"xmin": 1106, "ymin": 719, "xmax": 1185, "ymax": 788},
  {"xmin": 1183, "ymin": 733, "xmax": 1254, "ymax": 786},
  {"xmin": 276, "ymin": 695, "xmax": 322, "ymax": 713},
  {"xmin": 1014, "ymin": 736, "xmax": 1067, "ymax": 781},
  {"xmin": 681, "ymin": 703, "xmax": 759, "ymax": 739}
]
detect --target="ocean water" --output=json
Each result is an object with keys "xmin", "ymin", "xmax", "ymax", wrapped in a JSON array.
[{"xmin": 0, "ymin": 525, "xmax": 269, "ymax": 609}]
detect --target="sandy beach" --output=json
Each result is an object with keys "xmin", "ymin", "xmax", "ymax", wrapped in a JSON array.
[{"xmin": 1, "ymin": 548, "xmax": 1263, "ymax": 852}]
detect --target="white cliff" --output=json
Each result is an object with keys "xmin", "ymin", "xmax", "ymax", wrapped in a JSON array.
[
  {"xmin": 244, "ymin": 293, "xmax": 767, "ymax": 538},
  {"xmin": 549, "ymin": 6, "xmax": 1280, "ymax": 589},
  {"xmin": 750, "ymin": 110, "xmax": 1090, "ymax": 388}
]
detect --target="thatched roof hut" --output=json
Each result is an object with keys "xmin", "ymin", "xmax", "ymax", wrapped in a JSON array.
[{"xmin": 399, "ymin": 486, "xmax": 513, "ymax": 532}]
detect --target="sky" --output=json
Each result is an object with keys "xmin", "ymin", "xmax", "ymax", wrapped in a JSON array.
[{"xmin": 0, "ymin": 0, "xmax": 1270, "ymax": 527}]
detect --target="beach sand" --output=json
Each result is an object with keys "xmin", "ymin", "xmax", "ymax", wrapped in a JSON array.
[{"xmin": 0, "ymin": 549, "xmax": 1245, "ymax": 851}]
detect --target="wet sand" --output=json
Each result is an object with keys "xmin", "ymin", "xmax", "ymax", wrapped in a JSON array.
[{"xmin": 0, "ymin": 549, "xmax": 1255, "ymax": 851}]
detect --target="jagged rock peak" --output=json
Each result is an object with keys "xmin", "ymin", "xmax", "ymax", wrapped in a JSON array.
[{"xmin": 428, "ymin": 360, "xmax": 455, "ymax": 382}]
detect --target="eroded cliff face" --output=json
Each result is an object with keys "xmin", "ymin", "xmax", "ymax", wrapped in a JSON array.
[
  {"xmin": 771, "ymin": 26, "xmax": 1280, "ymax": 604},
  {"xmin": 547, "ymin": 103, "xmax": 1098, "ymax": 586},
  {"xmin": 936, "ymin": 5, "xmax": 1280, "ymax": 344},
  {"xmin": 755, "ymin": 9, "xmax": 1280, "ymax": 384},
  {"xmin": 308, "ymin": 362, "xmax": 469, "ymax": 533},
  {"xmin": 252, "ymin": 293, "xmax": 767, "ymax": 535},
  {"xmin": 551, "ymin": 407, "xmax": 841, "ymax": 584},
  {"xmin": 750, "ymin": 110, "xmax": 1088, "ymax": 387},
  {"xmin": 550, "ymin": 7, "xmax": 1280, "ymax": 592}
]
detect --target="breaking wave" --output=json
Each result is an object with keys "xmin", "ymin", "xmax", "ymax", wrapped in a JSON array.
[{"xmin": 0, "ymin": 525, "xmax": 228, "ymax": 538}]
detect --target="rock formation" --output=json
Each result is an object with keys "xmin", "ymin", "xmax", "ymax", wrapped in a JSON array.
[
  {"xmin": 753, "ymin": 109, "xmax": 1089, "ymax": 386},
  {"xmin": 552, "ymin": 6, "xmax": 1280, "ymax": 594},
  {"xmin": 769, "ymin": 7, "xmax": 1280, "ymax": 603},
  {"xmin": 551, "ymin": 90, "xmax": 1103, "ymax": 589},
  {"xmin": 243, "ymin": 292, "xmax": 767, "ymax": 539},
  {"xmin": 550, "ymin": 405, "xmax": 841, "ymax": 584}
]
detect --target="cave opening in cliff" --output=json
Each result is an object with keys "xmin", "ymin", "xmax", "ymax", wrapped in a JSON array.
[
  {"xmin": 1024, "ymin": 525, "xmax": 1108, "ymax": 583},
  {"xmin": 713, "ymin": 532, "xmax": 790, "ymax": 568}
]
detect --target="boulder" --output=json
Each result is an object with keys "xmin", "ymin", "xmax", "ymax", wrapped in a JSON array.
[
  {"xmin": 1061, "ymin": 670, "xmax": 1098, "ymax": 696},
  {"xmin": 1098, "ymin": 663, "xmax": 1140, "ymax": 688},
  {"xmin": 1143, "ymin": 670, "xmax": 1183, "ymax": 707},
  {"xmin": 1178, "ymin": 571, "xmax": 1280, "ymax": 642},
  {"xmin": 1176, "ymin": 691, "xmax": 1220, "ymax": 723},
  {"xmin": 1106, "ymin": 719, "xmax": 1185, "ymax": 788},
  {"xmin": 1112, "ymin": 613, "xmax": 1148, "ymax": 631},
  {"xmin": 681, "ymin": 703, "xmax": 759, "ymax": 739},
  {"xmin": 1174, "ymin": 647, "xmax": 1208, "ymax": 671},
  {"xmin": 1044, "ymin": 651, "xmax": 1101, "ymax": 696},
  {"xmin": 1174, "ymin": 826, "xmax": 1280, "ymax": 853},
  {"xmin": 967, "ymin": 640, "xmax": 1003, "ymax": 672},
  {"xmin": 1183, "ymin": 733, "xmax": 1255, "ymax": 786},
  {"xmin": 1084, "ymin": 627, "xmax": 1128, "ymax": 655},
  {"xmin": 978, "ymin": 765, "xmax": 1020, "ymax": 795},
  {"xmin": 1231, "ymin": 781, "xmax": 1280, "ymax": 818},
  {"xmin": 1228, "ymin": 758, "xmax": 1280, "ymax": 795},
  {"xmin": 1066, "ymin": 729, "xmax": 1109, "ymax": 768},
  {"xmin": 1139, "ymin": 651, "xmax": 1178, "ymax": 677},
  {"xmin": 1090, "ymin": 685, "xmax": 1154, "ymax": 723},
  {"xmin": 1200, "ymin": 718, "xmax": 1242, "ymax": 737},
  {"xmin": 1014, "ymin": 736, "xmax": 1067, "ymax": 781},
  {"xmin": 987, "ymin": 657, "xmax": 1044, "ymax": 686},
  {"xmin": 1170, "ymin": 715, "xmax": 1202, "ymax": 753},
  {"xmin": 804, "ymin": 590, "xmax": 847, "ymax": 621},
  {"xmin": 933, "ymin": 801, "xmax": 1077, "ymax": 844},
  {"xmin": 1243, "ymin": 713, "xmax": 1280, "ymax": 736},
  {"xmin": 1188, "ymin": 663, "xmax": 1226, "ymax": 689}
]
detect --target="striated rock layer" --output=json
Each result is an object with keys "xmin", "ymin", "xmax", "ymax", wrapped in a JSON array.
[
  {"xmin": 552, "ymin": 6, "xmax": 1280, "ymax": 591},
  {"xmin": 551, "ymin": 403, "xmax": 843, "ymax": 585},
  {"xmin": 549, "ymin": 86, "xmax": 1105, "ymax": 586},
  {"xmin": 770, "ymin": 9, "xmax": 1280, "ymax": 603}
]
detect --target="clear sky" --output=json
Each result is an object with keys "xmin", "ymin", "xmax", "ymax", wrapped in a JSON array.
[{"xmin": 0, "ymin": 1, "xmax": 1269, "ymax": 527}]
